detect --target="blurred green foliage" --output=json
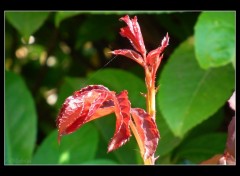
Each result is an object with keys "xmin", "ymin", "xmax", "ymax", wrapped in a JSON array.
[{"xmin": 5, "ymin": 11, "xmax": 235, "ymax": 165}]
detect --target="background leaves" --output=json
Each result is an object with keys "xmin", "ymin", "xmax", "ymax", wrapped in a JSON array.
[
  {"xmin": 32, "ymin": 123, "xmax": 99, "ymax": 164},
  {"xmin": 5, "ymin": 71, "xmax": 37, "ymax": 164},
  {"xmin": 6, "ymin": 12, "xmax": 50, "ymax": 40},
  {"xmin": 172, "ymin": 133, "xmax": 227, "ymax": 164},
  {"xmin": 5, "ymin": 11, "xmax": 235, "ymax": 164}
]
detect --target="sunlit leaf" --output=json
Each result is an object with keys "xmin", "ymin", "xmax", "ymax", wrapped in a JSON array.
[
  {"xmin": 108, "ymin": 91, "xmax": 131, "ymax": 152},
  {"xmin": 57, "ymin": 85, "xmax": 132, "ymax": 153},
  {"xmin": 119, "ymin": 15, "xmax": 146, "ymax": 56},
  {"xmin": 111, "ymin": 49, "xmax": 144, "ymax": 66},
  {"xmin": 158, "ymin": 37, "xmax": 235, "ymax": 137},
  {"xmin": 56, "ymin": 85, "xmax": 114, "ymax": 143},
  {"xmin": 194, "ymin": 12, "xmax": 235, "ymax": 69}
]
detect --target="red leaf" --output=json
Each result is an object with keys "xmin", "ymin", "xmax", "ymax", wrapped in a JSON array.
[
  {"xmin": 219, "ymin": 153, "xmax": 235, "ymax": 165},
  {"xmin": 146, "ymin": 33, "xmax": 169, "ymax": 73},
  {"xmin": 56, "ymin": 85, "xmax": 114, "ymax": 143},
  {"xmin": 225, "ymin": 91, "xmax": 235, "ymax": 157},
  {"xmin": 228, "ymin": 91, "xmax": 235, "ymax": 111},
  {"xmin": 119, "ymin": 15, "xmax": 146, "ymax": 57},
  {"xmin": 111, "ymin": 49, "xmax": 144, "ymax": 66},
  {"xmin": 57, "ymin": 85, "xmax": 132, "ymax": 153},
  {"xmin": 108, "ymin": 90, "xmax": 132, "ymax": 152},
  {"xmin": 226, "ymin": 116, "xmax": 235, "ymax": 157},
  {"xmin": 130, "ymin": 108, "xmax": 160, "ymax": 159}
]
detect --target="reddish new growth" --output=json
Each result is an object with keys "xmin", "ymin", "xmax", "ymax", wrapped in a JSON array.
[
  {"xmin": 111, "ymin": 15, "xmax": 169, "ymax": 95},
  {"xmin": 56, "ymin": 15, "xmax": 169, "ymax": 165},
  {"xmin": 57, "ymin": 85, "xmax": 159, "ymax": 158},
  {"xmin": 111, "ymin": 15, "xmax": 169, "ymax": 121}
]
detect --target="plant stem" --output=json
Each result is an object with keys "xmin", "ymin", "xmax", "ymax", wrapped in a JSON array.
[
  {"xmin": 145, "ymin": 69, "xmax": 156, "ymax": 121},
  {"xmin": 143, "ymin": 68, "xmax": 157, "ymax": 165}
]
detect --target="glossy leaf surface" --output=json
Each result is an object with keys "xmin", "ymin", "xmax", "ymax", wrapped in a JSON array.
[
  {"xmin": 158, "ymin": 37, "xmax": 235, "ymax": 137},
  {"xmin": 194, "ymin": 12, "xmax": 235, "ymax": 69}
]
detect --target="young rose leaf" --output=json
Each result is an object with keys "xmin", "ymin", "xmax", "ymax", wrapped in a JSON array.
[
  {"xmin": 112, "ymin": 15, "xmax": 169, "ymax": 82},
  {"xmin": 57, "ymin": 85, "xmax": 132, "ymax": 153},
  {"xmin": 131, "ymin": 108, "xmax": 160, "ymax": 159},
  {"xmin": 146, "ymin": 33, "xmax": 169, "ymax": 73},
  {"xmin": 108, "ymin": 90, "xmax": 132, "ymax": 152},
  {"xmin": 119, "ymin": 15, "xmax": 146, "ymax": 57},
  {"xmin": 110, "ymin": 49, "xmax": 144, "ymax": 67},
  {"xmin": 56, "ymin": 85, "xmax": 114, "ymax": 143}
]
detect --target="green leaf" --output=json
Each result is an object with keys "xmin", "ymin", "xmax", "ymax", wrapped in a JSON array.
[
  {"xmin": 184, "ymin": 108, "xmax": 225, "ymax": 140},
  {"xmin": 155, "ymin": 12, "xmax": 200, "ymax": 41},
  {"xmin": 76, "ymin": 15, "xmax": 117, "ymax": 49},
  {"xmin": 6, "ymin": 12, "xmax": 50, "ymax": 39},
  {"xmin": 155, "ymin": 112, "xmax": 181, "ymax": 157},
  {"xmin": 88, "ymin": 68, "xmax": 146, "ymax": 109},
  {"xmin": 92, "ymin": 114, "xmax": 140, "ymax": 164},
  {"xmin": 5, "ymin": 71, "xmax": 37, "ymax": 164},
  {"xmin": 55, "ymin": 11, "xmax": 176, "ymax": 27},
  {"xmin": 86, "ymin": 11, "xmax": 177, "ymax": 14},
  {"xmin": 55, "ymin": 11, "xmax": 83, "ymax": 27},
  {"xmin": 32, "ymin": 123, "xmax": 98, "ymax": 164},
  {"xmin": 155, "ymin": 154, "xmax": 172, "ymax": 164},
  {"xmin": 156, "ymin": 107, "xmax": 224, "ymax": 163},
  {"xmin": 157, "ymin": 37, "xmax": 235, "ymax": 137},
  {"xmin": 194, "ymin": 12, "xmax": 235, "ymax": 69},
  {"xmin": 173, "ymin": 133, "xmax": 227, "ymax": 164},
  {"xmin": 82, "ymin": 159, "xmax": 118, "ymax": 165}
]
